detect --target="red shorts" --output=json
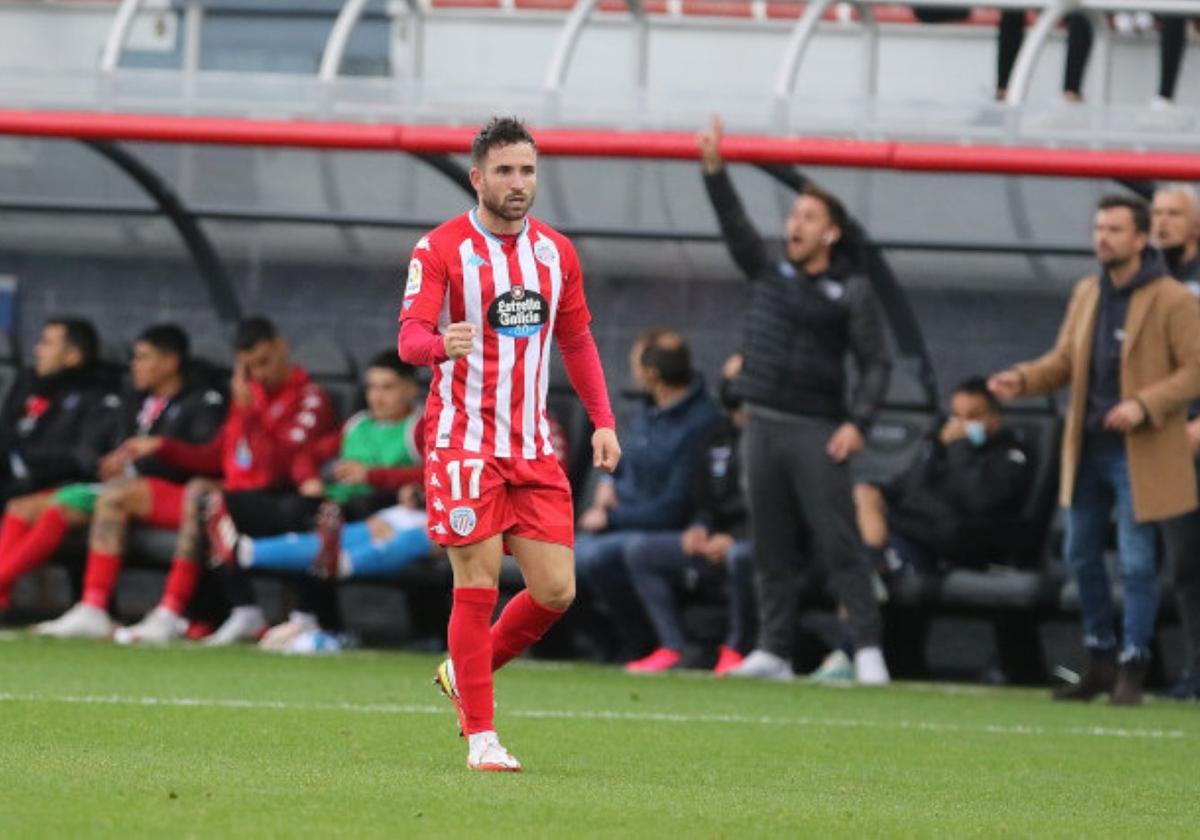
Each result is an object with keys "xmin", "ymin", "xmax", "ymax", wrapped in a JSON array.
[
  {"xmin": 424, "ymin": 448, "xmax": 574, "ymax": 549},
  {"xmin": 142, "ymin": 477, "xmax": 185, "ymax": 530}
]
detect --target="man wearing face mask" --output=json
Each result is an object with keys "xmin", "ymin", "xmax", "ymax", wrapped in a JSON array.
[
  {"xmin": 1152, "ymin": 183, "xmax": 1200, "ymax": 700},
  {"xmin": 697, "ymin": 118, "xmax": 892, "ymax": 683},
  {"xmin": 854, "ymin": 378, "xmax": 1032, "ymax": 577},
  {"xmin": 990, "ymin": 194, "xmax": 1200, "ymax": 706}
]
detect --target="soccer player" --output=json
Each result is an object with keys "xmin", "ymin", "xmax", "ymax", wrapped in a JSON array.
[
  {"xmin": 18, "ymin": 324, "xmax": 225, "ymax": 637},
  {"xmin": 398, "ymin": 117, "xmax": 620, "ymax": 772},
  {"xmin": 102, "ymin": 317, "xmax": 336, "ymax": 645}
]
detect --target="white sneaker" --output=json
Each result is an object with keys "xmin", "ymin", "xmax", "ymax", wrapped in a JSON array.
[
  {"xmin": 854, "ymin": 646, "xmax": 891, "ymax": 685},
  {"xmin": 114, "ymin": 606, "xmax": 186, "ymax": 645},
  {"xmin": 258, "ymin": 612, "xmax": 319, "ymax": 651},
  {"xmin": 726, "ymin": 649, "xmax": 794, "ymax": 681},
  {"xmin": 809, "ymin": 649, "xmax": 854, "ymax": 684},
  {"xmin": 467, "ymin": 731, "xmax": 522, "ymax": 772},
  {"xmin": 203, "ymin": 605, "xmax": 267, "ymax": 647},
  {"xmin": 33, "ymin": 603, "xmax": 115, "ymax": 639}
]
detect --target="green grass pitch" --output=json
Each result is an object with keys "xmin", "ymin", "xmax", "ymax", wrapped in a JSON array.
[{"xmin": 1, "ymin": 636, "xmax": 1197, "ymax": 837}]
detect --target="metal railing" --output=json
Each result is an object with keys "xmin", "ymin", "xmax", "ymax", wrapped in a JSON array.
[{"xmin": 97, "ymin": 0, "xmax": 1200, "ymax": 114}]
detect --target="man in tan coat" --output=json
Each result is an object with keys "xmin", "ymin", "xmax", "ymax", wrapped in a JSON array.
[{"xmin": 990, "ymin": 194, "xmax": 1200, "ymax": 706}]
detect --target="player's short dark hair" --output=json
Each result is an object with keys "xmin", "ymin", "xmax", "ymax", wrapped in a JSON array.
[
  {"xmin": 953, "ymin": 376, "xmax": 1001, "ymax": 414},
  {"xmin": 1097, "ymin": 194, "xmax": 1151, "ymax": 234},
  {"xmin": 367, "ymin": 350, "xmax": 417, "ymax": 381},
  {"xmin": 136, "ymin": 323, "xmax": 189, "ymax": 362},
  {"xmin": 471, "ymin": 117, "xmax": 537, "ymax": 166},
  {"xmin": 44, "ymin": 317, "xmax": 99, "ymax": 368},
  {"xmin": 641, "ymin": 333, "xmax": 692, "ymax": 388},
  {"xmin": 233, "ymin": 316, "xmax": 279, "ymax": 352},
  {"xmin": 801, "ymin": 183, "xmax": 849, "ymax": 233}
]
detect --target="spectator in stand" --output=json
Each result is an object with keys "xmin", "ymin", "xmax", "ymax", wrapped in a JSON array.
[
  {"xmin": 0, "ymin": 317, "xmax": 120, "ymax": 509},
  {"xmin": 697, "ymin": 117, "xmax": 891, "ymax": 684},
  {"xmin": 205, "ymin": 351, "xmax": 427, "ymax": 650},
  {"xmin": 96, "ymin": 317, "xmax": 337, "ymax": 645},
  {"xmin": 622, "ymin": 352, "xmax": 757, "ymax": 675},
  {"xmin": 8, "ymin": 325, "xmax": 225, "ymax": 636},
  {"xmin": 1152, "ymin": 184, "xmax": 1200, "ymax": 700},
  {"xmin": 1151, "ymin": 17, "xmax": 1193, "ymax": 112},
  {"xmin": 989, "ymin": 194, "xmax": 1200, "ymax": 706},
  {"xmin": 996, "ymin": 11, "xmax": 1093, "ymax": 103},
  {"xmin": 574, "ymin": 330, "xmax": 721, "ymax": 662},
  {"xmin": 854, "ymin": 377, "xmax": 1033, "ymax": 577}
]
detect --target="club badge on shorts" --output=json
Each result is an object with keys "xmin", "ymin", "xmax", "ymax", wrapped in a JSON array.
[{"xmin": 449, "ymin": 506, "xmax": 477, "ymax": 537}]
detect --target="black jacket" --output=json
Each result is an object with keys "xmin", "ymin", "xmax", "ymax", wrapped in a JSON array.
[
  {"xmin": 884, "ymin": 426, "xmax": 1033, "ymax": 566},
  {"xmin": 0, "ymin": 366, "xmax": 123, "ymax": 497},
  {"xmin": 690, "ymin": 418, "xmax": 747, "ymax": 539},
  {"xmin": 120, "ymin": 383, "xmax": 227, "ymax": 483},
  {"xmin": 703, "ymin": 167, "xmax": 891, "ymax": 429}
]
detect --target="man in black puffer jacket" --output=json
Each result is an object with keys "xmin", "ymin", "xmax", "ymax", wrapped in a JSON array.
[
  {"xmin": 0, "ymin": 317, "xmax": 121, "ymax": 504},
  {"xmin": 698, "ymin": 118, "xmax": 892, "ymax": 684}
]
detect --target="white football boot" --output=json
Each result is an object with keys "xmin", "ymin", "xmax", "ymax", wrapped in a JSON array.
[
  {"xmin": 114, "ymin": 606, "xmax": 186, "ymax": 645},
  {"xmin": 203, "ymin": 605, "xmax": 267, "ymax": 646},
  {"xmin": 33, "ymin": 602, "xmax": 115, "ymax": 639},
  {"xmin": 467, "ymin": 731, "xmax": 522, "ymax": 773}
]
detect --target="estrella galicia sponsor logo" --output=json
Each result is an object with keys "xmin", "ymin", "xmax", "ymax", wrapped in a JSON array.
[
  {"xmin": 487, "ymin": 285, "xmax": 548, "ymax": 338},
  {"xmin": 449, "ymin": 506, "xmax": 477, "ymax": 537}
]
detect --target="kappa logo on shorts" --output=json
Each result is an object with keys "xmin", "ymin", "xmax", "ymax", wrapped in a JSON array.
[{"xmin": 449, "ymin": 506, "xmax": 477, "ymax": 537}]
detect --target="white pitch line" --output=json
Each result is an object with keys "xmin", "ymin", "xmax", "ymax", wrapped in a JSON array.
[{"xmin": 0, "ymin": 692, "xmax": 1188, "ymax": 741}]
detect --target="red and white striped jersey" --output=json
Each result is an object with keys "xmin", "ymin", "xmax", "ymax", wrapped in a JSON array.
[{"xmin": 399, "ymin": 210, "xmax": 592, "ymax": 459}]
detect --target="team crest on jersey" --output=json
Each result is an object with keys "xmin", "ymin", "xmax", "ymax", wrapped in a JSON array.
[
  {"xmin": 488, "ymin": 287, "xmax": 548, "ymax": 339},
  {"xmin": 405, "ymin": 259, "xmax": 423, "ymax": 297},
  {"xmin": 449, "ymin": 506, "xmax": 477, "ymax": 537},
  {"xmin": 534, "ymin": 238, "xmax": 558, "ymax": 266}
]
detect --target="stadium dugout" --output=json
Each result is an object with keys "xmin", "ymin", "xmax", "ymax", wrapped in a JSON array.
[{"xmin": 0, "ymin": 0, "xmax": 1197, "ymax": 680}]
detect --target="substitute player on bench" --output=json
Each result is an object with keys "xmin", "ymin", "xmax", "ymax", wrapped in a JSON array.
[{"xmin": 399, "ymin": 117, "xmax": 620, "ymax": 772}]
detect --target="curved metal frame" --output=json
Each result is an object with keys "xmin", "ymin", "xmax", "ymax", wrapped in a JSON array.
[
  {"xmin": 320, "ymin": 0, "xmax": 425, "ymax": 83},
  {"xmin": 1003, "ymin": 0, "xmax": 1074, "ymax": 107},
  {"xmin": 84, "ymin": 140, "xmax": 242, "ymax": 323},
  {"xmin": 544, "ymin": 0, "xmax": 647, "ymax": 92}
]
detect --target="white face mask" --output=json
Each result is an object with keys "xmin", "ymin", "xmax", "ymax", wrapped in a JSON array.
[{"xmin": 964, "ymin": 420, "xmax": 988, "ymax": 447}]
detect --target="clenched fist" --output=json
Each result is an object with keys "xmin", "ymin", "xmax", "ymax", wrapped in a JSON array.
[{"xmin": 443, "ymin": 322, "xmax": 477, "ymax": 360}]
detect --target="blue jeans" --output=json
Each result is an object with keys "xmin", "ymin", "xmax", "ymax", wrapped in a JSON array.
[
  {"xmin": 1064, "ymin": 446, "xmax": 1160, "ymax": 662},
  {"xmin": 623, "ymin": 533, "xmax": 757, "ymax": 653}
]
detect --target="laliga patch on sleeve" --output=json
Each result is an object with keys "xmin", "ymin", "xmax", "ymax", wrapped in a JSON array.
[{"xmin": 405, "ymin": 259, "xmax": 423, "ymax": 297}]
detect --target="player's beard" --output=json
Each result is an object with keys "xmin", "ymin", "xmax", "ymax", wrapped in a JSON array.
[{"xmin": 482, "ymin": 188, "xmax": 534, "ymax": 223}]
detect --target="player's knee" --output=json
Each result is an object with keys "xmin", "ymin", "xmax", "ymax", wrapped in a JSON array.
[{"xmin": 540, "ymin": 578, "xmax": 575, "ymax": 612}]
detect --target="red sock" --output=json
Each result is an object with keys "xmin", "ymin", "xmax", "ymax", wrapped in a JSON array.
[
  {"xmin": 490, "ymin": 589, "xmax": 566, "ymax": 671},
  {"xmin": 160, "ymin": 557, "xmax": 201, "ymax": 615},
  {"xmin": 449, "ymin": 587, "xmax": 498, "ymax": 735},
  {"xmin": 0, "ymin": 506, "xmax": 70, "ymax": 599},
  {"xmin": 0, "ymin": 512, "xmax": 33, "ymax": 558},
  {"xmin": 0, "ymin": 513, "xmax": 33, "ymax": 607},
  {"xmin": 82, "ymin": 550, "xmax": 123, "ymax": 609}
]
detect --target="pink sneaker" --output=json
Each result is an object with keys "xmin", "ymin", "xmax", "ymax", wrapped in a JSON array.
[
  {"xmin": 625, "ymin": 647, "xmax": 681, "ymax": 673},
  {"xmin": 713, "ymin": 645, "xmax": 744, "ymax": 677}
]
